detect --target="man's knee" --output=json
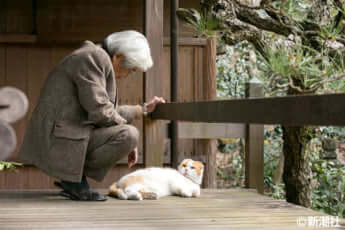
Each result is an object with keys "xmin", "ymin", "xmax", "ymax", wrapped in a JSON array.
[
  {"xmin": 120, "ymin": 125, "xmax": 139, "ymax": 150},
  {"xmin": 85, "ymin": 124, "xmax": 139, "ymax": 169}
]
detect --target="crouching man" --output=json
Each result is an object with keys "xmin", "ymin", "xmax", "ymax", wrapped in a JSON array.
[{"xmin": 19, "ymin": 30, "xmax": 165, "ymax": 201}]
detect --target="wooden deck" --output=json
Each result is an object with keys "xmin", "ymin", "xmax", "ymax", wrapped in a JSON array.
[{"xmin": 0, "ymin": 189, "xmax": 344, "ymax": 230}]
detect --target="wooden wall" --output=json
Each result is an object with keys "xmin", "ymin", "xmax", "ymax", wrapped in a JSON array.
[{"xmin": 0, "ymin": 0, "xmax": 205, "ymax": 189}]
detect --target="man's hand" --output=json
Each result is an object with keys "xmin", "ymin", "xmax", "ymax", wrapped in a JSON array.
[
  {"xmin": 128, "ymin": 147, "xmax": 138, "ymax": 168},
  {"xmin": 145, "ymin": 96, "xmax": 166, "ymax": 113},
  {"xmin": 114, "ymin": 113, "xmax": 127, "ymax": 125}
]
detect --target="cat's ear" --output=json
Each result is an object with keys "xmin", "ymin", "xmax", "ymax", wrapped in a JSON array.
[
  {"xmin": 178, "ymin": 159, "xmax": 192, "ymax": 168},
  {"xmin": 177, "ymin": 159, "xmax": 186, "ymax": 169},
  {"xmin": 193, "ymin": 161, "xmax": 204, "ymax": 169}
]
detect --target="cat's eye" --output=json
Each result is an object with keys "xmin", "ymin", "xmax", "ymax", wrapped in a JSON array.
[
  {"xmin": 191, "ymin": 166, "xmax": 195, "ymax": 169},
  {"xmin": 182, "ymin": 164, "xmax": 186, "ymax": 167}
]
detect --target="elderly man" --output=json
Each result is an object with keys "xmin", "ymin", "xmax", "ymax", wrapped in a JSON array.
[{"xmin": 19, "ymin": 31, "xmax": 165, "ymax": 201}]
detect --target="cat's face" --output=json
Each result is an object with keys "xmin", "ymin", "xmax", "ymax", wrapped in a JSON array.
[{"xmin": 178, "ymin": 159, "xmax": 204, "ymax": 185}]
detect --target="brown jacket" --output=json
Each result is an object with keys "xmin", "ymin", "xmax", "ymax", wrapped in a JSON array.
[{"xmin": 18, "ymin": 41, "xmax": 141, "ymax": 182}]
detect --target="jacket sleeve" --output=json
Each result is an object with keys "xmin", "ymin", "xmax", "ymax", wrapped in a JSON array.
[
  {"xmin": 70, "ymin": 50, "xmax": 126, "ymax": 126},
  {"xmin": 117, "ymin": 105, "xmax": 142, "ymax": 124}
]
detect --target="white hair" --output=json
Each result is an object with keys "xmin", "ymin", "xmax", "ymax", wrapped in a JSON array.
[{"xmin": 103, "ymin": 30, "xmax": 153, "ymax": 72}]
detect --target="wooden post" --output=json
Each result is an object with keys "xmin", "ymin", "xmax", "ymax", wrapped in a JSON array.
[
  {"xmin": 245, "ymin": 81, "xmax": 264, "ymax": 194},
  {"xmin": 202, "ymin": 37, "xmax": 217, "ymax": 188},
  {"xmin": 144, "ymin": 0, "xmax": 164, "ymax": 167},
  {"xmin": 32, "ymin": 0, "xmax": 37, "ymax": 34},
  {"xmin": 170, "ymin": 0, "xmax": 179, "ymax": 169},
  {"xmin": 0, "ymin": 1, "xmax": 6, "ymax": 33}
]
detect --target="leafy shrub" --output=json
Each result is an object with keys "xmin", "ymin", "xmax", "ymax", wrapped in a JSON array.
[
  {"xmin": 263, "ymin": 126, "xmax": 285, "ymax": 200},
  {"xmin": 310, "ymin": 133, "xmax": 345, "ymax": 218},
  {"xmin": 312, "ymin": 159, "xmax": 345, "ymax": 218},
  {"xmin": 0, "ymin": 161, "xmax": 22, "ymax": 171},
  {"xmin": 217, "ymin": 139, "xmax": 245, "ymax": 188}
]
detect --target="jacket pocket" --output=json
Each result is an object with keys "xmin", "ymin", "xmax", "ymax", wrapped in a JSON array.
[{"xmin": 53, "ymin": 120, "xmax": 89, "ymax": 140}]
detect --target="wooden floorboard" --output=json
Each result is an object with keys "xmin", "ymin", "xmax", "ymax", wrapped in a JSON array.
[{"xmin": 0, "ymin": 189, "xmax": 343, "ymax": 230}]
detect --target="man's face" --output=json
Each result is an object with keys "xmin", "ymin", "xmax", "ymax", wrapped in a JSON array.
[{"xmin": 112, "ymin": 54, "xmax": 137, "ymax": 79}]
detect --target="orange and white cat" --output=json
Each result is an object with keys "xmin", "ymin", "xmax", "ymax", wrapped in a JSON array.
[{"xmin": 109, "ymin": 159, "xmax": 204, "ymax": 200}]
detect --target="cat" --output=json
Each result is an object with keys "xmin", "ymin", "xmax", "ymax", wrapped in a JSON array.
[{"xmin": 108, "ymin": 159, "xmax": 204, "ymax": 200}]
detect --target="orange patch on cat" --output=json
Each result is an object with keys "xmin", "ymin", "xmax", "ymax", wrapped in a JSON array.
[
  {"xmin": 108, "ymin": 182, "xmax": 118, "ymax": 197},
  {"xmin": 192, "ymin": 161, "xmax": 204, "ymax": 176},
  {"xmin": 176, "ymin": 188, "xmax": 182, "ymax": 195},
  {"xmin": 120, "ymin": 176, "xmax": 144, "ymax": 189}
]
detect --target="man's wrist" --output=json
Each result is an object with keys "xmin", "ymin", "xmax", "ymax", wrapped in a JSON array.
[{"xmin": 142, "ymin": 103, "xmax": 148, "ymax": 116}]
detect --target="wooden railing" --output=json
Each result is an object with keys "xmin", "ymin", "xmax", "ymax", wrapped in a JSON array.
[{"xmin": 151, "ymin": 83, "xmax": 345, "ymax": 193}]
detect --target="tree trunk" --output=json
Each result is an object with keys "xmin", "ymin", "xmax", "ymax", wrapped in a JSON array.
[
  {"xmin": 282, "ymin": 125, "xmax": 313, "ymax": 208},
  {"xmin": 282, "ymin": 87, "xmax": 314, "ymax": 208}
]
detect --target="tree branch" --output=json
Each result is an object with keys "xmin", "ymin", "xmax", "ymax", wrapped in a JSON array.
[
  {"xmin": 235, "ymin": 6, "xmax": 293, "ymax": 36},
  {"xmin": 310, "ymin": 73, "xmax": 345, "ymax": 90},
  {"xmin": 232, "ymin": 0, "xmax": 263, "ymax": 9}
]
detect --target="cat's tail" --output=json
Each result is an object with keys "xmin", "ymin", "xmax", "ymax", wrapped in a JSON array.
[{"xmin": 108, "ymin": 182, "xmax": 128, "ymax": 200}]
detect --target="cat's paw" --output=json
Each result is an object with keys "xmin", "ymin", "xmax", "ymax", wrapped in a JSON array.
[
  {"xmin": 175, "ymin": 188, "xmax": 191, "ymax": 198},
  {"xmin": 192, "ymin": 189, "xmax": 200, "ymax": 197},
  {"xmin": 141, "ymin": 192, "xmax": 158, "ymax": 200},
  {"xmin": 180, "ymin": 190, "xmax": 193, "ymax": 198},
  {"xmin": 127, "ymin": 192, "xmax": 143, "ymax": 200}
]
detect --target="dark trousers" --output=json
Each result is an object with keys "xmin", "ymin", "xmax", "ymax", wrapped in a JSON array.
[{"xmin": 83, "ymin": 124, "xmax": 139, "ymax": 181}]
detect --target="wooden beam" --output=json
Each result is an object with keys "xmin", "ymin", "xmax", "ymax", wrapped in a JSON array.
[
  {"xmin": 144, "ymin": 0, "xmax": 164, "ymax": 167},
  {"xmin": 178, "ymin": 122, "xmax": 246, "ymax": 139},
  {"xmin": 0, "ymin": 34, "xmax": 37, "ymax": 43},
  {"xmin": 151, "ymin": 93, "xmax": 345, "ymax": 126}
]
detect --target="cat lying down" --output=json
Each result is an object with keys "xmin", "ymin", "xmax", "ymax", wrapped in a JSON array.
[{"xmin": 109, "ymin": 159, "xmax": 204, "ymax": 200}]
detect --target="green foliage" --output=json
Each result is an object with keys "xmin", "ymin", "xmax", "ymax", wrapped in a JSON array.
[
  {"xmin": 320, "ymin": 126, "xmax": 345, "ymax": 140},
  {"xmin": 311, "ymin": 143, "xmax": 345, "ymax": 218},
  {"xmin": 0, "ymin": 161, "xmax": 22, "ymax": 171},
  {"xmin": 258, "ymin": 37, "xmax": 345, "ymax": 94},
  {"xmin": 217, "ymin": 150, "xmax": 245, "ymax": 188},
  {"xmin": 177, "ymin": 8, "xmax": 222, "ymax": 39},
  {"xmin": 264, "ymin": 176, "xmax": 286, "ymax": 200},
  {"xmin": 217, "ymin": 42, "xmax": 251, "ymax": 98},
  {"xmin": 191, "ymin": 13, "xmax": 221, "ymax": 38},
  {"xmin": 217, "ymin": 139, "xmax": 245, "ymax": 188},
  {"xmin": 263, "ymin": 126, "xmax": 285, "ymax": 200}
]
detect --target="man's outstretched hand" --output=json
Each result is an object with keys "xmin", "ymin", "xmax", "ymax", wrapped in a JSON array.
[
  {"xmin": 128, "ymin": 147, "xmax": 138, "ymax": 168},
  {"xmin": 145, "ymin": 96, "xmax": 166, "ymax": 113}
]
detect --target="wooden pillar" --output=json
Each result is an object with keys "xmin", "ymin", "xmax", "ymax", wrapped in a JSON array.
[
  {"xmin": 170, "ymin": 0, "xmax": 179, "ymax": 169},
  {"xmin": 32, "ymin": 0, "xmax": 37, "ymax": 34},
  {"xmin": 143, "ymin": 0, "xmax": 164, "ymax": 167},
  {"xmin": 202, "ymin": 37, "xmax": 217, "ymax": 188},
  {"xmin": 245, "ymin": 81, "xmax": 264, "ymax": 194},
  {"xmin": 0, "ymin": 1, "xmax": 6, "ymax": 33}
]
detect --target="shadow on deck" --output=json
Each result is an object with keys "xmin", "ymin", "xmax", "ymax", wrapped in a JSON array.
[{"xmin": 0, "ymin": 189, "xmax": 344, "ymax": 230}]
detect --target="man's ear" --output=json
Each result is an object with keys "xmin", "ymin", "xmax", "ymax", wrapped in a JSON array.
[{"xmin": 112, "ymin": 53, "xmax": 126, "ymax": 68}]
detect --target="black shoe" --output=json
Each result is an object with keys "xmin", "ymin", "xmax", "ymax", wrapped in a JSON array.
[{"xmin": 54, "ymin": 179, "xmax": 107, "ymax": 201}]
